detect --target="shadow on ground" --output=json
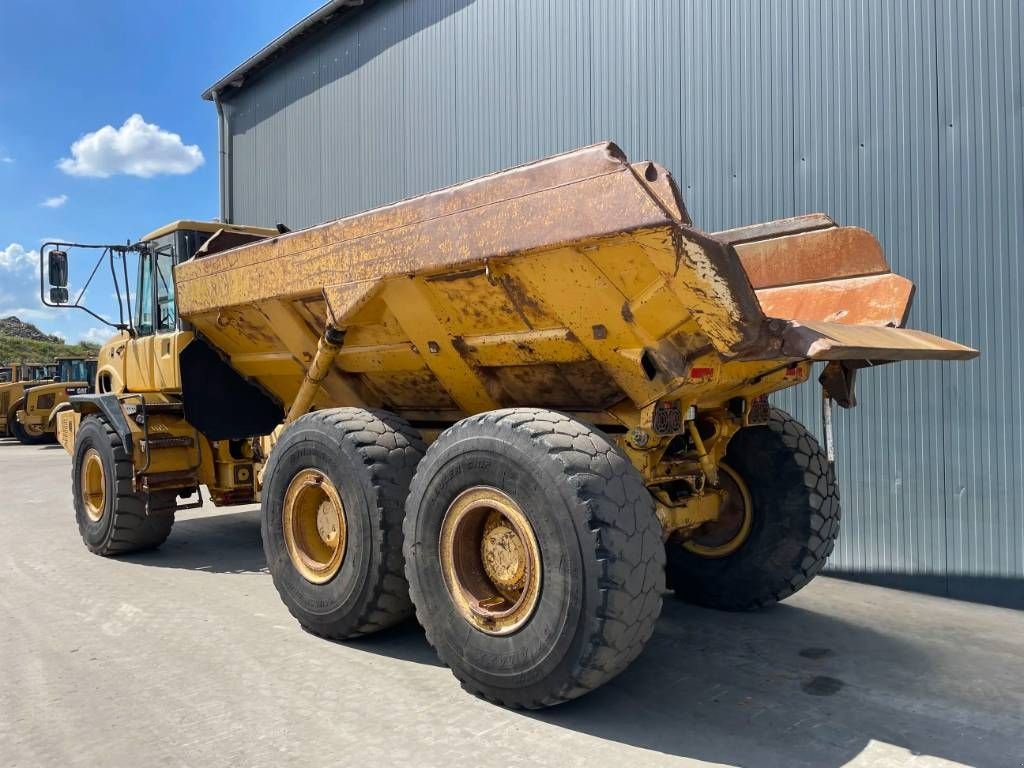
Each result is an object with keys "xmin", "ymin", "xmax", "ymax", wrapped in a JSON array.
[
  {"xmin": 120, "ymin": 507, "xmax": 1011, "ymax": 767},
  {"xmin": 353, "ymin": 601, "xmax": 1003, "ymax": 767},
  {"xmin": 122, "ymin": 508, "xmax": 267, "ymax": 574},
  {"xmin": 0, "ymin": 438, "xmax": 63, "ymax": 449}
]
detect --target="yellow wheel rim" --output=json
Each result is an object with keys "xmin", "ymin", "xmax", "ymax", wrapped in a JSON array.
[
  {"xmin": 439, "ymin": 486, "xmax": 542, "ymax": 636},
  {"xmin": 683, "ymin": 463, "xmax": 753, "ymax": 558},
  {"xmin": 283, "ymin": 468, "xmax": 347, "ymax": 584},
  {"xmin": 81, "ymin": 448, "xmax": 106, "ymax": 522}
]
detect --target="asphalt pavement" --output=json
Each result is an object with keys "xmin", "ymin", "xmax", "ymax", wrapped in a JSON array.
[{"xmin": 1, "ymin": 436, "xmax": 1021, "ymax": 767}]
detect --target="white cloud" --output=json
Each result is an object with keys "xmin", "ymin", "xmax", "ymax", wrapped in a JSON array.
[
  {"xmin": 41, "ymin": 194, "xmax": 68, "ymax": 208},
  {"xmin": 0, "ymin": 243, "xmax": 37, "ymax": 273},
  {"xmin": 80, "ymin": 327, "xmax": 111, "ymax": 344},
  {"xmin": 58, "ymin": 113, "xmax": 204, "ymax": 178},
  {"xmin": 0, "ymin": 156, "xmax": 12, "ymax": 164}
]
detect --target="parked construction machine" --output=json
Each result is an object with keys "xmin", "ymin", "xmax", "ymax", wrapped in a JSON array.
[
  {"xmin": 11, "ymin": 356, "xmax": 98, "ymax": 444},
  {"xmin": 1, "ymin": 363, "xmax": 58, "ymax": 438},
  {"xmin": 43, "ymin": 143, "xmax": 975, "ymax": 707}
]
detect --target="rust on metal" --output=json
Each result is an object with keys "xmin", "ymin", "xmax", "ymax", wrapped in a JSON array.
[
  {"xmin": 629, "ymin": 161, "xmax": 692, "ymax": 224},
  {"xmin": 781, "ymin": 321, "xmax": 977, "ymax": 364},
  {"xmin": 734, "ymin": 226, "xmax": 889, "ymax": 290},
  {"xmin": 756, "ymin": 273, "xmax": 915, "ymax": 327},
  {"xmin": 712, "ymin": 213, "xmax": 836, "ymax": 247}
]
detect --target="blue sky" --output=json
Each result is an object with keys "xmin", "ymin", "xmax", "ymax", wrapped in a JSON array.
[{"xmin": 0, "ymin": 0, "xmax": 322, "ymax": 344}]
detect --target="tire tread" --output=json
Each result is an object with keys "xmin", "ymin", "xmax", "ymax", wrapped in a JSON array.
[
  {"xmin": 405, "ymin": 407, "xmax": 664, "ymax": 708},
  {"xmin": 268, "ymin": 407, "xmax": 425, "ymax": 639},
  {"xmin": 74, "ymin": 415, "xmax": 174, "ymax": 555}
]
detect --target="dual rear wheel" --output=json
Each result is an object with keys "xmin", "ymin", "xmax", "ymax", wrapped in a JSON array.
[
  {"xmin": 262, "ymin": 407, "xmax": 665, "ymax": 707},
  {"xmin": 257, "ymin": 406, "xmax": 841, "ymax": 708}
]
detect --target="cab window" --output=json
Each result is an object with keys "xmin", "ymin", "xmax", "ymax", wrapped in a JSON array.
[
  {"xmin": 135, "ymin": 229, "xmax": 208, "ymax": 336},
  {"xmin": 156, "ymin": 252, "xmax": 176, "ymax": 332},
  {"xmin": 135, "ymin": 250, "xmax": 154, "ymax": 335},
  {"xmin": 62, "ymin": 359, "xmax": 91, "ymax": 382}
]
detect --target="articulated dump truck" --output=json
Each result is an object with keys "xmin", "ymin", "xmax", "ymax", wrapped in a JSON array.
[
  {"xmin": 12, "ymin": 356, "xmax": 98, "ymax": 445},
  {"xmin": 46, "ymin": 143, "xmax": 975, "ymax": 708}
]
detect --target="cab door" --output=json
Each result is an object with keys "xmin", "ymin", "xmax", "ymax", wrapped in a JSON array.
[
  {"xmin": 125, "ymin": 245, "xmax": 190, "ymax": 393},
  {"xmin": 124, "ymin": 249, "xmax": 157, "ymax": 391}
]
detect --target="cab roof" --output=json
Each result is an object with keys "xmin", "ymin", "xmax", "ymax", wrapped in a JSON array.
[{"xmin": 139, "ymin": 220, "xmax": 279, "ymax": 243}]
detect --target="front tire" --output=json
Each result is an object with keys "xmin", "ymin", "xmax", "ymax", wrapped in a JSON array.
[
  {"xmin": 10, "ymin": 399, "xmax": 51, "ymax": 445},
  {"xmin": 260, "ymin": 408, "xmax": 425, "ymax": 640},
  {"xmin": 404, "ymin": 408, "xmax": 664, "ymax": 709},
  {"xmin": 666, "ymin": 407, "xmax": 840, "ymax": 610},
  {"xmin": 72, "ymin": 415, "xmax": 175, "ymax": 555}
]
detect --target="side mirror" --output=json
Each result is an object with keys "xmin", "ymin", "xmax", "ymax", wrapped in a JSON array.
[
  {"xmin": 49, "ymin": 286, "xmax": 69, "ymax": 304},
  {"xmin": 48, "ymin": 250, "xmax": 68, "ymax": 288}
]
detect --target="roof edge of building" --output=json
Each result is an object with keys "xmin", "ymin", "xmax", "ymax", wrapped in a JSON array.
[{"xmin": 202, "ymin": 0, "xmax": 366, "ymax": 101}]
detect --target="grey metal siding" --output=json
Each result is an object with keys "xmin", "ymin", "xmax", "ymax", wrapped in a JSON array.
[{"xmin": 220, "ymin": 0, "xmax": 1023, "ymax": 607}]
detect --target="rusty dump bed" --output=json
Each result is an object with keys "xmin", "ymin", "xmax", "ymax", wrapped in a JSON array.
[{"xmin": 174, "ymin": 142, "xmax": 975, "ymax": 425}]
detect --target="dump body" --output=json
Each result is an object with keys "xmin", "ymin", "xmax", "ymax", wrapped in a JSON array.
[{"xmin": 174, "ymin": 142, "xmax": 974, "ymax": 429}]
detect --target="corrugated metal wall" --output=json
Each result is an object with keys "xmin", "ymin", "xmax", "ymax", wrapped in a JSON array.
[{"xmin": 220, "ymin": 0, "xmax": 1023, "ymax": 607}]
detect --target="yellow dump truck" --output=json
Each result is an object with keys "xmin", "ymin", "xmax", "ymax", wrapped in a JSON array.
[
  {"xmin": 1, "ymin": 364, "xmax": 58, "ymax": 438},
  {"xmin": 43, "ymin": 143, "xmax": 975, "ymax": 707},
  {"xmin": 12, "ymin": 356, "xmax": 98, "ymax": 445}
]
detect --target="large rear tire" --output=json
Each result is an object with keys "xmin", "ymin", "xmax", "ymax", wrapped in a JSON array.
[
  {"xmin": 404, "ymin": 408, "xmax": 664, "ymax": 709},
  {"xmin": 72, "ymin": 415, "xmax": 175, "ymax": 555},
  {"xmin": 261, "ymin": 408, "xmax": 425, "ymax": 640},
  {"xmin": 666, "ymin": 407, "xmax": 840, "ymax": 610}
]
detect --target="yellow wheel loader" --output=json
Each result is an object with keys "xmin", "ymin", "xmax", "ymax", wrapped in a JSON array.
[
  {"xmin": 1, "ymin": 363, "xmax": 58, "ymax": 438},
  {"xmin": 44, "ymin": 144, "xmax": 976, "ymax": 708},
  {"xmin": 11, "ymin": 356, "xmax": 98, "ymax": 445}
]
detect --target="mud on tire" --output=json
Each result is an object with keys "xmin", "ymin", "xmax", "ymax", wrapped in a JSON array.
[
  {"xmin": 667, "ymin": 407, "xmax": 840, "ymax": 611},
  {"xmin": 404, "ymin": 407, "xmax": 665, "ymax": 709},
  {"xmin": 261, "ymin": 408, "xmax": 425, "ymax": 640},
  {"xmin": 73, "ymin": 415, "xmax": 175, "ymax": 555}
]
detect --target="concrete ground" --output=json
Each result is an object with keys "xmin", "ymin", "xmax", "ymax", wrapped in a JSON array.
[{"xmin": 0, "ymin": 437, "xmax": 1021, "ymax": 768}]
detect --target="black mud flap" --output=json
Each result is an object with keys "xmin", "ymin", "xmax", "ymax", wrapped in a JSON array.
[
  {"xmin": 179, "ymin": 336, "xmax": 283, "ymax": 440},
  {"xmin": 69, "ymin": 393, "xmax": 134, "ymax": 453}
]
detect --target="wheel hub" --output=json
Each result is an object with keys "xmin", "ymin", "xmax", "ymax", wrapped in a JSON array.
[
  {"xmin": 439, "ymin": 486, "xmax": 542, "ymax": 636},
  {"xmin": 283, "ymin": 469, "xmax": 347, "ymax": 584},
  {"xmin": 481, "ymin": 516, "xmax": 527, "ymax": 590},
  {"xmin": 316, "ymin": 501, "xmax": 340, "ymax": 546},
  {"xmin": 81, "ymin": 448, "xmax": 106, "ymax": 522},
  {"xmin": 683, "ymin": 463, "xmax": 753, "ymax": 558}
]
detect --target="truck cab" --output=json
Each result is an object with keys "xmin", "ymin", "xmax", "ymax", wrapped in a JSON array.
[
  {"xmin": 46, "ymin": 219, "xmax": 277, "ymax": 506},
  {"xmin": 93, "ymin": 220, "xmax": 277, "ymax": 396}
]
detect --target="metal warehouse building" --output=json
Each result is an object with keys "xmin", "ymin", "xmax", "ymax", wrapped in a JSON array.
[{"xmin": 203, "ymin": 0, "xmax": 1023, "ymax": 608}]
